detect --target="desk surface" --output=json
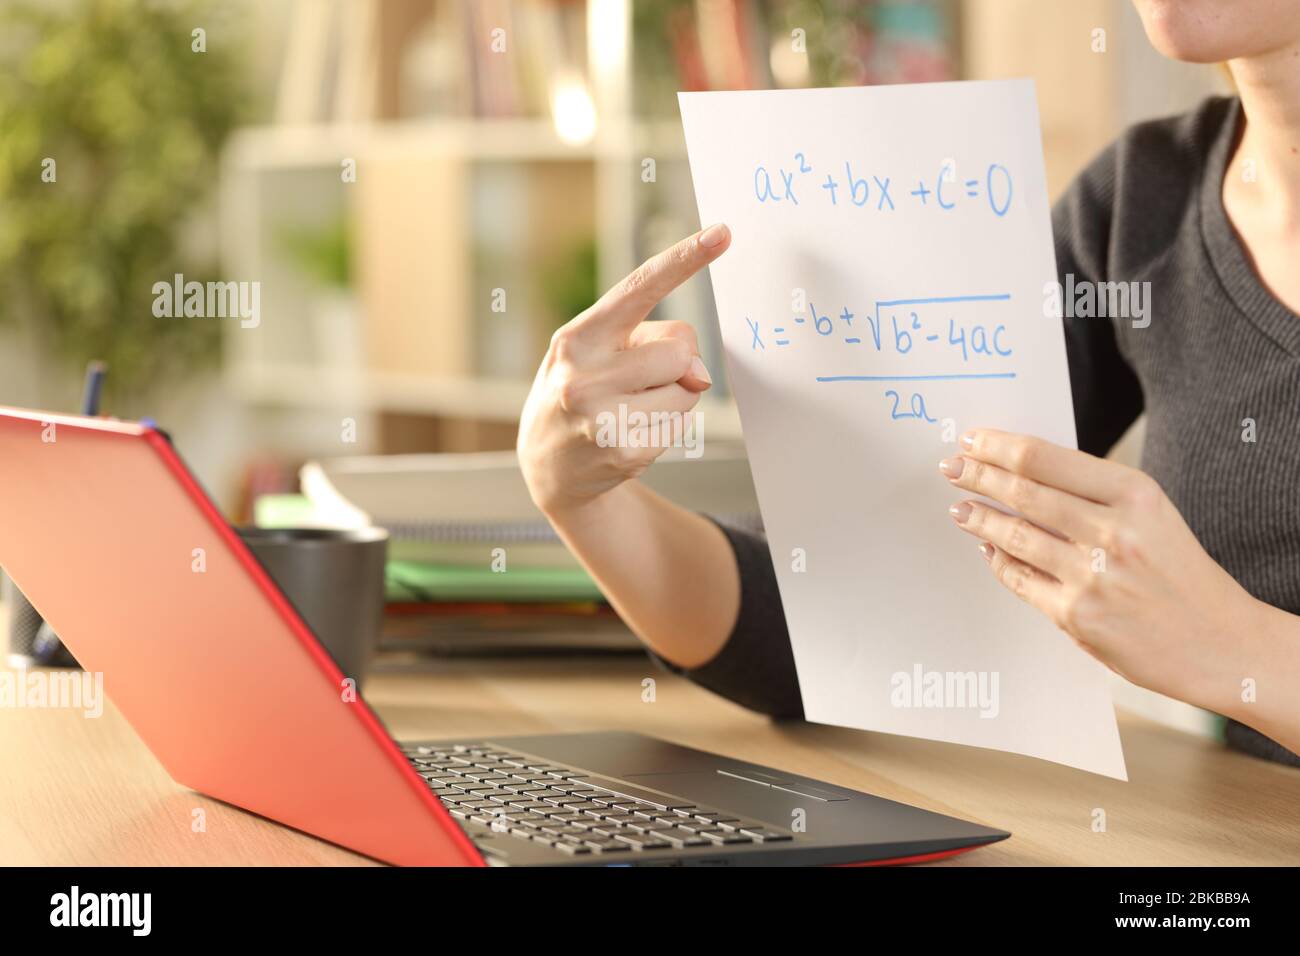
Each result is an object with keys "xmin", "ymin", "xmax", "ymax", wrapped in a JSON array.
[{"xmin": 2, "ymin": 648, "xmax": 1298, "ymax": 866}]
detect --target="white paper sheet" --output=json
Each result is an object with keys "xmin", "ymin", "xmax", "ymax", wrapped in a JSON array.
[{"xmin": 680, "ymin": 80, "xmax": 1126, "ymax": 779}]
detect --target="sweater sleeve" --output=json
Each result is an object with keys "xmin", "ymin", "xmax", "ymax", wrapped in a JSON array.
[
  {"xmin": 1053, "ymin": 143, "xmax": 1146, "ymax": 457},
  {"xmin": 649, "ymin": 520, "xmax": 804, "ymax": 719}
]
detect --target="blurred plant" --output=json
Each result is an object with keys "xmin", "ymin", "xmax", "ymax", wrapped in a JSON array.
[
  {"xmin": 540, "ymin": 237, "xmax": 598, "ymax": 333},
  {"xmin": 279, "ymin": 216, "xmax": 353, "ymax": 291},
  {"xmin": 0, "ymin": 0, "xmax": 247, "ymax": 400}
]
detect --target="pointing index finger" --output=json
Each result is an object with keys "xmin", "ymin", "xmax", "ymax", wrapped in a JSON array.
[{"xmin": 575, "ymin": 224, "xmax": 731, "ymax": 341}]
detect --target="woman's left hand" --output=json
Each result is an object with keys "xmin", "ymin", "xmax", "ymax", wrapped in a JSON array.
[{"xmin": 940, "ymin": 429, "xmax": 1261, "ymax": 711}]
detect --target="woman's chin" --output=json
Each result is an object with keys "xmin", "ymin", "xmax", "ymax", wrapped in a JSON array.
[{"xmin": 1134, "ymin": 0, "xmax": 1299, "ymax": 64}]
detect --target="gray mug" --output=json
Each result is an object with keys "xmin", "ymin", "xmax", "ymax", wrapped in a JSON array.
[{"xmin": 238, "ymin": 527, "xmax": 388, "ymax": 689}]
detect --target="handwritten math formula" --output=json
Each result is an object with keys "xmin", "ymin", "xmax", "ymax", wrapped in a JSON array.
[
  {"xmin": 746, "ymin": 293, "xmax": 1018, "ymax": 426},
  {"xmin": 753, "ymin": 153, "xmax": 1014, "ymax": 218}
]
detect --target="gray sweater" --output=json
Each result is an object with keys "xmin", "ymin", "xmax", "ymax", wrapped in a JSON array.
[{"xmin": 673, "ymin": 96, "xmax": 1300, "ymax": 768}]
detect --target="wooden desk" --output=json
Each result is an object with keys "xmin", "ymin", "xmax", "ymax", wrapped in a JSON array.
[
  {"xmin": 0, "ymin": 621, "xmax": 1294, "ymax": 868},
  {"xmin": 2, "ymin": 648, "xmax": 1297, "ymax": 866}
]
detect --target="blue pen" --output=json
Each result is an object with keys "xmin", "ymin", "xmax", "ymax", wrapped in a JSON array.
[{"xmin": 80, "ymin": 360, "xmax": 106, "ymax": 416}]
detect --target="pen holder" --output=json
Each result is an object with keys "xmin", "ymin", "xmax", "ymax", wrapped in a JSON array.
[
  {"xmin": 238, "ymin": 527, "xmax": 388, "ymax": 690},
  {"xmin": 3, "ymin": 570, "xmax": 79, "ymax": 668}
]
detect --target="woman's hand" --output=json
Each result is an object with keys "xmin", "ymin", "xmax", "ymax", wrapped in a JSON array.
[
  {"xmin": 940, "ymin": 429, "xmax": 1266, "ymax": 713},
  {"xmin": 518, "ymin": 224, "xmax": 730, "ymax": 518},
  {"xmin": 516, "ymin": 225, "xmax": 744, "ymax": 670}
]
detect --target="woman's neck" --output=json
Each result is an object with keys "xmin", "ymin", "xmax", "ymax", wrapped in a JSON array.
[{"xmin": 1227, "ymin": 42, "xmax": 1300, "ymax": 225}]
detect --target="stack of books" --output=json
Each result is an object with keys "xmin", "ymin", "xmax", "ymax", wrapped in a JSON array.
[{"xmin": 257, "ymin": 445, "xmax": 761, "ymax": 655}]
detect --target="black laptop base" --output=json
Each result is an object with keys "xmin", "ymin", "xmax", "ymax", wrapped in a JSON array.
[{"xmin": 401, "ymin": 731, "xmax": 1009, "ymax": 867}]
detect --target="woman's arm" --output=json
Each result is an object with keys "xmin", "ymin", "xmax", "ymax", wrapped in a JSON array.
[
  {"xmin": 517, "ymin": 225, "xmax": 741, "ymax": 669},
  {"xmin": 1232, "ymin": 603, "xmax": 1300, "ymax": 756},
  {"xmin": 540, "ymin": 482, "xmax": 740, "ymax": 669}
]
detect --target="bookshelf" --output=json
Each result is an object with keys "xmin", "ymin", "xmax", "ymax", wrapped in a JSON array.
[{"xmin": 218, "ymin": 0, "xmax": 960, "ymax": 451}]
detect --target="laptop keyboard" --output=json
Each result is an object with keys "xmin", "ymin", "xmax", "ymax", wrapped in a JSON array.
[{"xmin": 402, "ymin": 742, "xmax": 794, "ymax": 857}]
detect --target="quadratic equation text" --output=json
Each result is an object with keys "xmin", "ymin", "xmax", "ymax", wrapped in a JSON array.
[
  {"xmin": 753, "ymin": 153, "xmax": 1013, "ymax": 218},
  {"xmin": 746, "ymin": 293, "xmax": 1018, "ymax": 426}
]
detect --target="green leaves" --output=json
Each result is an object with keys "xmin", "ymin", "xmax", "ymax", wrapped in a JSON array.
[{"xmin": 0, "ymin": 0, "xmax": 249, "ymax": 399}]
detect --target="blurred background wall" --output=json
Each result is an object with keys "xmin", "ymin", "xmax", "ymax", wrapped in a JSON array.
[{"xmin": 0, "ymin": 0, "xmax": 1230, "ymax": 727}]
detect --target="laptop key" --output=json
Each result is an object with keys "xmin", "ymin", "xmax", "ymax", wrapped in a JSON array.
[
  {"xmin": 552, "ymin": 782, "xmax": 594, "ymax": 795},
  {"xmin": 553, "ymin": 842, "xmax": 592, "ymax": 856},
  {"xmin": 541, "ymin": 826, "xmax": 586, "ymax": 838},
  {"xmin": 438, "ymin": 790, "xmax": 478, "ymax": 801},
  {"xmin": 700, "ymin": 830, "xmax": 753, "ymax": 844},
  {"xmin": 603, "ymin": 813, "xmax": 642, "ymax": 825},
  {"xmin": 463, "ymin": 772, "xmax": 511, "ymax": 783},
  {"xmin": 583, "ymin": 839, "xmax": 632, "ymax": 853},
  {"xmin": 739, "ymin": 828, "xmax": 793, "ymax": 842},
  {"xmin": 672, "ymin": 819, "xmax": 715, "ymax": 834},
  {"xmin": 613, "ymin": 832, "xmax": 671, "ymax": 850},
  {"xmin": 629, "ymin": 819, "xmax": 675, "ymax": 832},
  {"xmin": 659, "ymin": 828, "xmax": 710, "ymax": 847},
  {"xmin": 695, "ymin": 812, "xmax": 741, "ymax": 824}
]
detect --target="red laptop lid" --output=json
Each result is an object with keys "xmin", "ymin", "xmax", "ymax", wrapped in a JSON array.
[{"xmin": 0, "ymin": 407, "xmax": 483, "ymax": 866}]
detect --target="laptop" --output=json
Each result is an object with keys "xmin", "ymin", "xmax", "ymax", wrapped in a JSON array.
[{"xmin": 0, "ymin": 407, "xmax": 1009, "ymax": 866}]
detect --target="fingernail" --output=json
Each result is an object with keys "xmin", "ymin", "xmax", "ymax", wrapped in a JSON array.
[
  {"xmin": 949, "ymin": 501, "xmax": 972, "ymax": 524},
  {"xmin": 699, "ymin": 223, "xmax": 729, "ymax": 248},
  {"xmin": 960, "ymin": 432, "xmax": 975, "ymax": 450},
  {"xmin": 690, "ymin": 355, "xmax": 712, "ymax": 385},
  {"xmin": 939, "ymin": 457, "xmax": 964, "ymax": 479},
  {"xmin": 979, "ymin": 542, "xmax": 994, "ymax": 562}
]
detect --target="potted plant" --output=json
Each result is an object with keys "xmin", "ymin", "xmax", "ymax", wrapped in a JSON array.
[{"xmin": 0, "ymin": 0, "xmax": 246, "ymax": 406}]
